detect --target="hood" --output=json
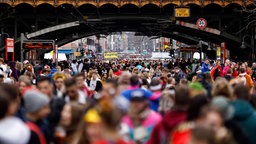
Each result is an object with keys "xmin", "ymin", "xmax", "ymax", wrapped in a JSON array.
[
  {"xmin": 162, "ymin": 109, "xmax": 187, "ymax": 131},
  {"xmin": 232, "ymin": 99, "xmax": 254, "ymax": 121},
  {"xmin": 0, "ymin": 117, "xmax": 30, "ymax": 144}
]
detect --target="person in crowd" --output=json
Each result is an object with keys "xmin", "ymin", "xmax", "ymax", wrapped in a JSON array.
[
  {"xmin": 211, "ymin": 59, "xmax": 223, "ymax": 80},
  {"xmin": 71, "ymin": 60, "xmax": 78, "ymax": 75},
  {"xmin": 224, "ymin": 68, "xmax": 233, "ymax": 81},
  {"xmin": 122, "ymin": 88, "xmax": 162, "ymax": 143},
  {"xmin": 65, "ymin": 78, "xmax": 86, "ymax": 104},
  {"xmin": 146, "ymin": 86, "xmax": 190, "ymax": 144},
  {"xmin": 36, "ymin": 76, "xmax": 66, "ymax": 142},
  {"xmin": 75, "ymin": 73, "xmax": 89, "ymax": 97},
  {"xmin": 18, "ymin": 75, "xmax": 32, "ymax": 93},
  {"xmin": 148, "ymin": 78, "xmax": 162, "ymax": 111},
  {"xmin": 211, "ymin": 96, "xmax": 250, "ymax": 144},
  {"xmin": 201, "ymin": 59, "xmax": 210, "ymax": 74},
  {"xmin": 118, "ymin": 71, "xmax": 132, "ymax": 94},
  {"xmin": 237, "ymin": 67, "xmax": 254, "ymax": 91},
  {"xmin": 231, "ymin": 84, "xmax": 256, "ymax": 144},
  {"xmin": 100, "ymin": 79, "xmax": 129, "ymax": 113},
  {"xmin": 9, "ymin": 61, "xmax": 18, "ymax": 81},
  {"xmin": 0, "ymin": 84, "xmax": 30, "ymax": 144},
  {"xmin": 24, "ymin": 90, "xmax": 51, "ymax": 144},
  {"xmin": 122, "ymin": 74, "xmax": 152, "ymax": 99},
  {"xmin": 211, "ymin": 78, "xmax": 233, "ymax": 98},
  {"xmin": 53, "ymin": 73, "xmax": 66, "ymax": 99},
  {"xmin": 55, "ymin": 102, "xmax": 85, "ymax": 144},
  {"xmin": 16, "ymin": 61, "xmax": 23, "ymax": 77},
  {"xmin": 87, "ymin": 71, "xmax": 103, "ymax": 94},
  {"xmin": 223, "ymin": 59, "xmax": 231, "ymax": 76}
]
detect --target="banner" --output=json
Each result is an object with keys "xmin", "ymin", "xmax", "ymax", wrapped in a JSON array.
[{"xmin": 104, "ymin": 52, "xmax": 118, "ymax": 59}]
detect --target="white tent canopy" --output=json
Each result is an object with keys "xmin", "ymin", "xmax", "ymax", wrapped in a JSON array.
[
  {"xmin": 151, "ymin": 52, "xmax": 171, "ymax": 59},
  {"xmin": 44, "ymin": 53, "xmax": 67, "ymax": 61}
]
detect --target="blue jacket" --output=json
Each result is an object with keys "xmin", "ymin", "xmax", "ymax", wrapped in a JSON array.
[
  {"xmin": 232, "ymin": 99, "xmax": 256, "ymax": 144},
  {"xmin": 201, "ymin": 62, "xmax": 209, "ymax": 73}
]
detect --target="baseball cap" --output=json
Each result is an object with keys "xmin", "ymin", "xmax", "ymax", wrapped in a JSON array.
[{"xmin": 130, "ymin": 89, "xmax": 147, "ymax": 101}]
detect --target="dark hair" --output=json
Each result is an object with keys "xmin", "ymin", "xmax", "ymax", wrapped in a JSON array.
[
  {"xmin": 130, "ymin": 74, "xmax": 139, "ymax": 86},
  {"xmin": 75, "ymin": 73, "xmax": 85, "ymax": 79},
  {"xmin": 105, "ymin": 79, "xmax": 118, "ymax": 88},
  {"xmin": 187, "ymin": 94, "xmax": 209, "ymax": 121},
  {"xmin": 234, "ymin": 84, "xmax": 250, "ymax": 101},
  {"xmin": 0, "ymin": 89, "xmax": 9, "ymax": 119},
  {"xmin": 65, "ymin": 78, "xmax": 77, "ymax": 88},
  {"xmin": 239, "ymin": 67, "xmax": 245, "ymax": 73},
  {"xmin": 0, "ymin": 84, "xmax": 19, "ymax": 119},
  {"xmin": 36, "ymin": 76, "xmax": 52, "ymax": 85},
  {"xmin": 227, "ymin": 68, "xmax": 233, "ymax": 74},
  {"xmin": 175, "ymin": 86, "xmax": 190, "ymax": 106},
  {"xmin": 0, "ymin": 84, "xmax": 19, "ymax": 101}
]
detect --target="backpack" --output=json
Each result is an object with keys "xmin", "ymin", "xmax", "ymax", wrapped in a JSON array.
[{"xmin": 26, "ymin": 121, "xmax": 47, "ymax": 144}]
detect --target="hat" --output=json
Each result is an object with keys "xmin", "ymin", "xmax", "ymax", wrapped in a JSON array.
[
  {"xmin": 53, "ymin": 73, "xmax": 66, "ymax": 81},
  {"xmin": 188, "ymin": 82, "xmax": 205, "ymax": 91},
  {"xmin": 130, "ymin": 90, "xmax": 147, "ymax": 101},
  {"xmin": 84, "ymin": 109, "xmax": 101, "ymax": 123},
  {"xmin": 211, "ymin": 96, "xmax": 234, "ymax": 120},
  {"xmin": 23, "ymin": 91, "xmax": 49, "ymax": 113}
]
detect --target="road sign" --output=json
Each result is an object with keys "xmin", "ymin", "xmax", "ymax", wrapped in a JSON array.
[
  {"xmin": 174, "ymin": 7, "xmax": 190, "ymax": 17},
  {"xmin": 196, "ymin": 18, "xmax": 207, "ymax": 30}
]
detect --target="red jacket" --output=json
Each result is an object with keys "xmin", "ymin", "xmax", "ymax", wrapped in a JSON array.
[{"xmin": 146, "ymin": 109, "xmax": 187, "ymax": 144}]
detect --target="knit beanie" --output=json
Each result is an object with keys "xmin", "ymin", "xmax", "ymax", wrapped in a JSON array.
[{"xmin": 24, "ymin": 90, "xmax": 49, "ymax": 113}]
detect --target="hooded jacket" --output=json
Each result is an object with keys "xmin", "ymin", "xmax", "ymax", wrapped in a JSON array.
[
  {"xmin": 146, "ymin": 108, "xmax": 187, "ymax": 144},
  {"xmin": 232, "ymin": 99, "xmax": 256, "ymax": 144},
  {"xmin": 0, "ymin": 117, "xmax": 30, "ymax": 144}
]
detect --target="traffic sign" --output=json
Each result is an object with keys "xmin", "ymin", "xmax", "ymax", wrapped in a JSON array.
[{"xmin": 196, "ymin": 18, "xmax": 207, "ymax": 30}]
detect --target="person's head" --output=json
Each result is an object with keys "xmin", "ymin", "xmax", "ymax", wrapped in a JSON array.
[
  {"xmin": 211, "ymin": 78, "xmax": 232, "ymax": 99},
  {"xmin": 36, "ymin": 76, "xmax": 54, "ymax": 98},
  {"xmin": 233, "ymin": 84, "xmax": 250, "ymax": 101},
  {"xmin": 174, "ymin": 86, "xmax": 190, "ymax": 108},
  {"xmin": 61, "ymin": 102, "xmax": 85, "ymax": 129},
  {"xmin": 65, "ymin": 78, "xmax": 79, "ymax": 100},
  {"xmin": 149, "ymin": 78, "xmax": 162, "ymax": 92},
  {"xmin": 92, "ymin": 72, "xmax": 98, "ymax": 80},
  {"xmin": 130, "ymin": 74, "xmax": 140, "ymax": 86},
  {"xmin": 187, "ymin": 94, "xmax": 209, "ymax": 121},
  {"xmin": 225, "ymin": 59, "xmax": 230, "ymax": 66},
  {"xmin": 18, "ymin": 75, "xmax": 32, "ymax": 92},
  {"xmin": 100, "ymin": 79, "xmax": 118, "ymax": 99},
  {"xmin": 0, "ymin": 84, "xmax": 20, "ymax": 118},
  {"xmin": 118, "ymin": 71, "xmax": 131, "ymax": 85},
  {"xmin": 75, "ymin": 73, "xmax": 85, "ymax": 88},
  {"xmin": 179, "ymin": 78, "xmax": 188, "ymax": 86},
  {"xmin": 83, "ymin": 108, "xmax": 103, "ymax": 143},
  {"xmin": 227, "ymin": 68, "xmax": 233, "ymax": 75},
  {"xmin": 56, "ymin": 66, "xmax": 61, "ymax": 72},
  {"xmin": 205, "ymin": 59, "xmax": 209, "ymax": 64},
  {"xmin": 53, "ymin": 74, "xmax": 66, "ymax": 90},
  {"xmin": 216, "ymin": 60, "xmax": 221, "ymax": 66},
  {"xmin": 199, "ymin": 106, "xmax": 224, "ymax": 132},
  {"xmin": 24, "ymin": 90, "xmax": 50, "ymax": 120},
  {"xmin": 129, "ymin": 89, "xmax": 149, "ymax": 114}
]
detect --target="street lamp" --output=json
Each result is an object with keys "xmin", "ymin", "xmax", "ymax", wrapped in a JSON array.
[{"xmin": 240, "ymin": 34, "xmax": 254, "ymax": 61}]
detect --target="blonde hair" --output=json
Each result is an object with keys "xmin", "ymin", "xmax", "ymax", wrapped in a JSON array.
[{"xmin": 211, "ymin": 78, "xmax": 233, "ymax": 98}]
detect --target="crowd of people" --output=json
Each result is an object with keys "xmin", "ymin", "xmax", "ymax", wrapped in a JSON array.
[{"xmin": 1, "ymin": 57, "xmax": 256, "ymax": 144}]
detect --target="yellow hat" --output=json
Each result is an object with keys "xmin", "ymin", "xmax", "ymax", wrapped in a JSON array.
[
  {"xmin": 84, "ymin": 109, "xmax": 101, "ymax": 123},
  {"xmin": 53, "ymin": 73, "xmax": 67, "ymax": 81}
]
